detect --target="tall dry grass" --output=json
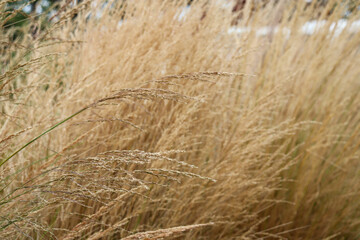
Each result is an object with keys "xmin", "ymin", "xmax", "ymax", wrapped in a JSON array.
[{"xmin": 1, "ymin": 0, "xmax": 360, "ymax": 239}]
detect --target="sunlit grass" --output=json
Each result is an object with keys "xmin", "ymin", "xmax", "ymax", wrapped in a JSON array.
[{"xmin": 1, "ymin": 0, "xmax": 359, "ymax": 239}]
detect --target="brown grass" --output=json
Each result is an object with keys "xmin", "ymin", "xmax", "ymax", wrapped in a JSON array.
[{"xmin": 1, "ymin": 0, "xmax": 360, "ymax": 239}]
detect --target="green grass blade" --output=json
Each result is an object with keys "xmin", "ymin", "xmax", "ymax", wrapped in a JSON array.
[{"xmin": 0, "ymin": 107, "xmax": 88, "ymax": 168}]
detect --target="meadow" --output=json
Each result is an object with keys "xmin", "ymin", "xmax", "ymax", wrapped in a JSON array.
[{"xmin": 1, "ymin": 0, "xmax": 360, "ymax": 239}]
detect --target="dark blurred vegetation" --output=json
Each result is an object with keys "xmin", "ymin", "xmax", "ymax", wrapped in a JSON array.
[
  {"xmin": 1, "ymin": 0, "xmax": 62, "ymax": 45},
  {"xmin": 2, "ymin": 0, "xmax": 61, "ymax": 28},
  {"xmin": 1, "ymin": 1, "xmax": 60, "ymax": 76}
]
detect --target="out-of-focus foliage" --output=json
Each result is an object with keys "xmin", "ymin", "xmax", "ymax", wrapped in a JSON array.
[
  {"xmin": 2, "ymin": 0, "xmax": 60, "ymax": 27},
  {"xmin": 1, "ymin": 1, "xmax": 55, "ymax": 43}
]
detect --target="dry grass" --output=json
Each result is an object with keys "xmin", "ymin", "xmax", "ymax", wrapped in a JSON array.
[{"xmin": 1, "ymin": 0, "xmax": 360, "ymax": 239}]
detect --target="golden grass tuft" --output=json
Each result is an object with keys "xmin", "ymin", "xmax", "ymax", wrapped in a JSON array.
[{"xmin": 1, "ymin": 0, "xmax": 360, "ymax": 239}]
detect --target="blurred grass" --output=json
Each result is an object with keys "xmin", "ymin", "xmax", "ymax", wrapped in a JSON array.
[{"xmin": 1, "ymin": 0, "xmax": 360, "ymax": 239}]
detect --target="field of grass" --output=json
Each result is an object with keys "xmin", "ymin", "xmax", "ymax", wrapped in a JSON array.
[{"xmin": 1, "ymin": 0, "xmax": 360, "ymax": 239}]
